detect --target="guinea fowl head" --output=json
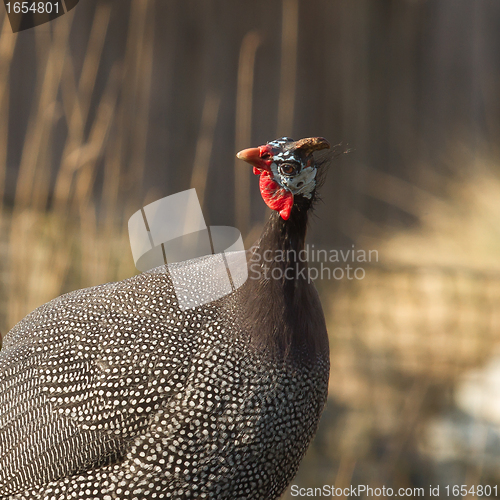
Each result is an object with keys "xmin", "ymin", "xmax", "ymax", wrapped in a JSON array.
[{"xmin": 237, "ymin": 136, "xmax": 330, "ymax": 220}]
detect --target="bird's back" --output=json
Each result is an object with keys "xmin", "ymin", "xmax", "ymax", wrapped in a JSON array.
[{"xmin": 0, "ymin": 254, "xmax": 329, "ymax": 499}]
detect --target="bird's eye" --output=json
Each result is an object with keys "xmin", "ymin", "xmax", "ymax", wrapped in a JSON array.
[{"xmin": 280, "ymin": 164, "xmax": 296, "ymax": 175}]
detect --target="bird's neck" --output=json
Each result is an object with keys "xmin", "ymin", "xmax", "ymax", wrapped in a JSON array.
[
  {"xmin": 237, "ymin": 202, "xmax": 328, "ymax": 364},
  {"xmin": 255, "ymin": 203, "xmax": 309, "ymax": 261}
]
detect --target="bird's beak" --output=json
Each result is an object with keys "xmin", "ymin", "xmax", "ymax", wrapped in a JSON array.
[{"xmin": 236, "ymin": 147, "xmax": 270, "ymax": 171}]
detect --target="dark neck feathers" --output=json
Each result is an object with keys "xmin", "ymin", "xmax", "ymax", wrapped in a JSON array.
[{"xmin": 236, "ymin": 199, "xmax": 329, "ymax": 365}]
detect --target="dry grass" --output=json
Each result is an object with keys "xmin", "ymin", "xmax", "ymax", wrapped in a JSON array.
[
  {"xmin": 0, "ymin": 2, "xmax": 155, "ymax": 333},
  {"xmin": 234, "ymin": 30, "xmax": 260, "ymax": 237}
]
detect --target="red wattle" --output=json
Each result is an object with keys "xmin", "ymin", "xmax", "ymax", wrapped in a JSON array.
[{"xmin": 259, "ymin": 172, "xmax": 294, "ymax": 220}]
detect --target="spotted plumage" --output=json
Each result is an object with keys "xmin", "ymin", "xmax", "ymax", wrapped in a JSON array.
[{"xmin": 0, "ymin": 137, "xmax": 330, "ymax": 500}]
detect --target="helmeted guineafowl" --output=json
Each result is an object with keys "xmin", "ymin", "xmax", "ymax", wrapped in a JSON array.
[{"xmin": 0, "ymin": 136, "xmax": 331, "ymax": 500}]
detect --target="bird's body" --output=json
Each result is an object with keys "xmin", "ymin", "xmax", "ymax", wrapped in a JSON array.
[{"xmin": 0, "ymin": 137, "xmax": 330, "ymax": 499}]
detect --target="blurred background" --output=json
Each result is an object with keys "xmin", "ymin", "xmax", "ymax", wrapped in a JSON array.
[{"xmin": 1, "ymin": 0, "xmax": 500, "ymax": 497}]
